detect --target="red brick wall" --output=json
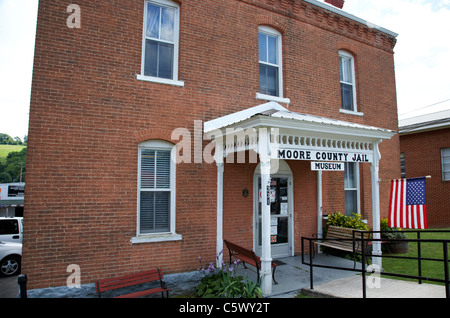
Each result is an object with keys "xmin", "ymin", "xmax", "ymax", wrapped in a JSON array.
[
  {"xmin": 24, "ymin": 0, "xmax": 399, "ymax": 289},
  {"xmin": 400, "ymin": 128, "xmax": 450, "ymax": 228}
]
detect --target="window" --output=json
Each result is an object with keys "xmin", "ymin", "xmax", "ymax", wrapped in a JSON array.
[
  {"xmin": 137, "ymin": 0, "xmax": 183, "ymax": 87},
  {"xmin": 400, "ymin": 152, "xmax": 406, "ymax": 178},
  {"xmin": 442, "ymin": 148, "xmax": 450, "ymax": 181},
  {"xmin": 258, "ymin": 26, "xmax": 286, "ymax": 102},
  {"xmin": 133, "ymin": 140, "xmax": 181, "ymax": 243},
  {"xmin": 344, "ymin": 162, "xmax": 359, "ymax": 216},
  {"xmin": 339, "ymin": 51, "xmax": 357, "ymax": 113}
]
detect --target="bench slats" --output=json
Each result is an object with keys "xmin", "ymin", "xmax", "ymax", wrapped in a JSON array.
[
  {"xmin": 224, "ymin": 240, "xmax": 278, "ymax": 284},
  {"xmin": 115, "ymin": 287, "xmax": 166, "ymax": 298},
  {"xmin": 96, "ymin": 268, "xmax": 169, "ymax": 298},
  {"xmin": 314, "ymin": 226, "xmax": 370, "ymax": 253}
]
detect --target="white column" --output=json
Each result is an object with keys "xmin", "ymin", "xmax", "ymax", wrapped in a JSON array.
[
  {"xmin": 259, "ymin": 128, "xmax": 272, "ymax": 296},
  {"xmin": 371, "ymin": 142, "xmax": 382, "ymax": 269},
  {"xmin": 216, "ymin": 161, "xmax": 224, "ymax": 269},
  {"xmin": 317, "ymin": 170, "xmax": 323, "ymax": 241}
]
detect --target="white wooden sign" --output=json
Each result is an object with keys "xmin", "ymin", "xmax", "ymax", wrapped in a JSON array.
[
  {"xmin": 311, "ymin": 162, "xmax": 345, "ymax": 171},
  {"xmin": 275, "ymin": 148, "xmax": 373, "ymax": 163}
]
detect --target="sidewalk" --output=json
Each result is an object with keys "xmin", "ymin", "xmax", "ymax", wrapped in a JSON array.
[
  {"xmin": 234, "ymin": 254, "xmax": 448, "ymax": 298},
  {"xmin": 302, "ymin": 275, "xmax": 447, "ymax": 298}
]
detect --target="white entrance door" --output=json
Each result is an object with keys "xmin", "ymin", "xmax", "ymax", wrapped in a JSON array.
[{"xmin": 254, "ymin": 160, "xmax": 294, "ymax": 258}]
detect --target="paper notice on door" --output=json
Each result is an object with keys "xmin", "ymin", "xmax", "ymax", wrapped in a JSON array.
[
  {"xmin": 271, "ymin": 225, "xmax": 277, "ymax": 235},
  {"xmin": 281, "ymin": 203, "xmax": 288, "ymax": 215}
]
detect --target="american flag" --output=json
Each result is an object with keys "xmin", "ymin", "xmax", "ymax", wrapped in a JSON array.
[{"xmin": 389, "ymin": 177, "xmax": 428, "ymax": 229}]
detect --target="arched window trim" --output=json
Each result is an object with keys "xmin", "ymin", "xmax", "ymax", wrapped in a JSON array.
[
  {"xmin": 132, "ymin": 139, "xmax": 182, "ymax": 244},
  {"xmin": 257, "ymin": 26, "xmax": 290, "ymax": 105}
]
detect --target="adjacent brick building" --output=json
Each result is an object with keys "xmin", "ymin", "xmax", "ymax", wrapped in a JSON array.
[
  {"xmin": 399, "ymin": 109, "xmax": 450, "ymax": 228},
  {"xmin": 24, "ymin": 0, "xmax": 399, "ymax": 294}
]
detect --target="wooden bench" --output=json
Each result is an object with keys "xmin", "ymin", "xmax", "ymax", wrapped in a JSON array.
[
  {"xmin": 313, "ymin": 226, "xmax": 370, "ymax": 267},
  {"xmin": 96, "ymin": 268, "xmax": 170, "ymax": 298},
  {"xmin": 224, "ymin": 240, "xmax": 278, "ymax": 285}
]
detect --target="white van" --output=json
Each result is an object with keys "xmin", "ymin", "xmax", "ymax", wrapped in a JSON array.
[{"xmin": 0, "ymin": 217, "xmax": 23, "ymax": 243}]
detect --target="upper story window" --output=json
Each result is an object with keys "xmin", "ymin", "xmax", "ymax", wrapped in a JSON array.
[
  {"xmin": 257, "ymin": 26, "xmax": 289, "ymax": 104},
  {"xmin": 400, "ymin": 152, "xmax": 406, "ymax": 178},
  {"xmin": 339, "ymin": 51, "xmax": 358, "ymax": 113},
  {"xmin": 137, "ymin": 0, "xmax": 184, "ymax": 87}
]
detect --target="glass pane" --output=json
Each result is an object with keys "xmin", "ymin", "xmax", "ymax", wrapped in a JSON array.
[
  {"xmin": 144, "ymin": 39, "xmax": 159, "ymax": 77},
  {"xmin": 340, "ymin": 56, "xmax": 353, "ymax": 83},
  {"xmin": 158, "ymin": 42, "xmax": 174, "ymax": 79},
  {"xmin": 144, "ymin": 40, "xmax": 174, "ymax": 79},
  {"xmin": 344, "ymin": 162, "xmax": 356, "ymax": 188},
  {"xmin": 146, "ymin": 3, "xmax": 160, "ymax": 39},
  {"xmin": 0, "ymin": 220, "xmax": 19, "ymax": 235},
  {"xmin": 160, "ymin": 6, "xmax": 175, "ymax": 42},
  {"xmin": 267, "ymin": 35, "xmax": 277, "ymax": 64},
  {"xmin": 341, "ymin": 83, "xmax": 354, "ymax": 111},
  {"xmin": 259, "ymin": 33, "xmax": 267, "ymax": 63},
  {"xmin": 259, "ymin": 64, "xmax": 279, "ymax": 97},
  {"xmin": 141, "ymin": 149, "xmax": 156, "ymax": 188},
  {"xmin": 141, "ymin": 149, "xmax": 171, "ymax": 189},
  {"xmin": 272, "ymin": 217, "xmax": 288, "ymax": 245},
  {"xmin": 155, "ymin": 150, "xmax": 171, "ymax": 188},
  {"xmin": 140, "ymin": 191, "xmax": 170, "ymax": 233},
  {"xmin": 345, "ymin": 191, "xmax": 357, "ymax": 216}
]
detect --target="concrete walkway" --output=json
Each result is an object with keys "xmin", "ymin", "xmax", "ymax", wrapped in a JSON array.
[
  {"xmin": 234, "ymin": 254, "xmax": 448, "ymax": 298},
  {"xmin": 302, "ymin": 275, "xmax": 447, "ymax": 298}
]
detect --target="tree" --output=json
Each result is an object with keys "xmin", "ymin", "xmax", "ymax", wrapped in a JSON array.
[
  {"xmin": 0, "ymin": 133, "xmax": 23, "ymax": 145},
  {"xmin": 0, "ymin": 148, "xmax": 26, "ymax": 182},
  {"xmin": 0, "ymin": 133, "xmax": 14, "ymax": 145}
]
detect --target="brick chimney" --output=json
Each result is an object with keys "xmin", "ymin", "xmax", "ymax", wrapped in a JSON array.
[{"xmin": 325, "ymin": 0, "xmax": 344, "ymax": 9}]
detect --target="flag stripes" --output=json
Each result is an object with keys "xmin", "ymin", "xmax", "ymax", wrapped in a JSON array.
[{"xmin": 389, "ymin": 177, "xmax": 428, "ymax": 229}]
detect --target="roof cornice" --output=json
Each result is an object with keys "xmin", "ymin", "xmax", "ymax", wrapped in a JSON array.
[{"xmin": 237, "ymin": 0, "xmax": 398, "ymax": 53}]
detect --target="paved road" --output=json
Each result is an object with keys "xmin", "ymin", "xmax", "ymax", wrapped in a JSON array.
[{"xmin": 0, "ymin": 276, "xmax": 19, "ymax": 298}]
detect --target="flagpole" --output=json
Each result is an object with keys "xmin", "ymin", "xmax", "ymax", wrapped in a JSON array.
[{"xmin": 379, "ymin": 175, "xmax": 431, "ymax": 182}]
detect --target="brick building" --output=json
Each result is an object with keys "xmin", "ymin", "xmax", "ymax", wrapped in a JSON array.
[
  {"xmin": 399, "ymin": 109, "xmax": 450, "ymax": 228},
  {"xmin": 24, "ymin": 0, "xmax": 399, "ymax": 295}
]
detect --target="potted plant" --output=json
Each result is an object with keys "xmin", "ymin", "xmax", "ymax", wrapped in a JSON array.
[{"xmin": 380, "ymin": 218, "xmax": 409, "ymax": 254}]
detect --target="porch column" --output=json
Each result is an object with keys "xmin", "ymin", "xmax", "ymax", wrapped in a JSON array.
[
  {"xmin": 371, "ymin": 142, "xmax": 382, "ymax": 269},
  {"xmin": 259, "ymin": 129, "xmax": 272, "ymax": 296},
  {"xmin": 317, "ymin": 170, "xmax": 323, "ymax": 241},
  {"xmin": 216, "ymin": 161, "xmax": 224, "ymax": 269}
]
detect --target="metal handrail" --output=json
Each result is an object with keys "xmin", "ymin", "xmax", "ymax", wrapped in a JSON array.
[{"xmin": 302, "ymin": 230, "xmax": 450, "ymax": 298}]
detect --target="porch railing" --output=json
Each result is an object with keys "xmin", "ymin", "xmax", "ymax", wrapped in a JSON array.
[{"xmin": 301, "ymin": 230, "xmax": 450, "ymax": 298}]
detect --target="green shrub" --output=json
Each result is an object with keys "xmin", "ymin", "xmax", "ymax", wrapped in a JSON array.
[
  {"xmin": 327, "ymin": 212, "xmax": 370, "ymax": 231},
  {"xmin": 380, "ymin": 218, "xmax": 406, "ymax": 239},
  {"xmin": 195, "ymin": 252, "xmax": 262, "ymax": 298}
]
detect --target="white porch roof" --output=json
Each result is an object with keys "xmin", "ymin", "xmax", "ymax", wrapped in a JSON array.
[
  {"xmin": 207, "ymin": 102, "xmax": 393, "ymax": 295},
  {"xmin": 204, "ymin": 102, "xmax": 396, "ymax": 141}
]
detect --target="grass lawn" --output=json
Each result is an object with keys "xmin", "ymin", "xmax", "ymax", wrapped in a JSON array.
[
  {"xmin": 0, "ymin": 145, "xmax": 26, "ymax": 163},
  {"xmin": 381, "ymin": 229, "xmax": 450, "ymax": 285}
]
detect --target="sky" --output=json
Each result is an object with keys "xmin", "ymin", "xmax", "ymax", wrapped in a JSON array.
[{"xmin": 0, "ymin": 0, "xmax": 449, "ymax": 140}]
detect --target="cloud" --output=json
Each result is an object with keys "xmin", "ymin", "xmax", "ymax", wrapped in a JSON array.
[
  {"xmin": 343, "ymin": 0, "xmax": 450, "ymax": 118},
  {"xmin": 0, "ymin": 0, "xmax": 38, "ymax": 139}
]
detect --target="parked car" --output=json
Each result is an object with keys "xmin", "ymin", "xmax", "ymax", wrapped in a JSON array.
[
  {"xmin": 0, "ymin": 241, "xmax": 22, "ymax": 276},
  {"xmin": 0, "ymin": 217, "xmax": 23, "ymax": 243}
]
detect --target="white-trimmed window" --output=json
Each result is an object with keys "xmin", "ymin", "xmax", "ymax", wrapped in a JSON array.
[
  {"xmin": 257, "ymin": 26, "xmax": 289, "ymax": 104},
  {"xmin": 442, "ymin": 148, "xmax": 450, "ymax": 181},
  {"xmin": 137, "ymin": 0, "xmax": 183, "ymax": 87},
  {"xmin": 400, "ymin": 152, "xmax": 406, "ymax": 178},
  {"xmin": 133, "ymin": 140, "xmax": 181, "ymax": 243},
  {"xmin": 344, "ymin": 162, "xmax": 360, "ymax": 216},
  {"xmin": 339, "ymin": 51, "xmax": 358, "ymax": 113}
]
